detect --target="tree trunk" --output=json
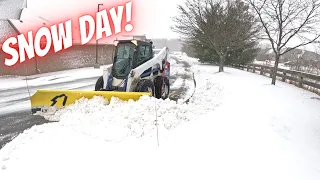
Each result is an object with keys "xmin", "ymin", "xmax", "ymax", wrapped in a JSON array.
[
  {"xmin": 219, "ymin": 54, "xmax": 225, "ymax": 72},
  {"xmin": 271, "ymin": 54, "xmax": 280, "ymax": 85}
]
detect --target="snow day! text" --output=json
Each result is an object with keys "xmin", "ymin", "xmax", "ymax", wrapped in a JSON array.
[{"xmin": 1, "ymin": 1, "xmax": 133, "ymax": 67}]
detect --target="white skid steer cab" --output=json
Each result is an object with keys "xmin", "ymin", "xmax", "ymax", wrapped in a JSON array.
[{"xmin": 95, "ymin": 39, "xmax": 171, "ymax": 99}]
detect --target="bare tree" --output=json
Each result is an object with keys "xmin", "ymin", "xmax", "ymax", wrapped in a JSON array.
[
  {"xmin": 317, "ymin": 61, "xmax": 320, "ymax": 75},
  {"xmin": 172, "ymin": 0, "xmax": 259, "ymax": 72},
  {"xmin": 247, "ymin": 0, "xmax": 320, "ymax": 85}
]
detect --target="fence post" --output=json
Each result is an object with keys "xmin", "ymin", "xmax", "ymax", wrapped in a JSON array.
[
  {"xmin": 247, "ymin": 65, "xmax": 250, "ymax": 71},
  {"xmin": 270, "ymin": 69, "xmax": 273, "ymax": 78},
  {"xmin": 282, "ymin": 72, "xmax": 286, "ymax": 82},
  {"xmin": 260, "ymin": 67, "xmax": 264, "ymax": 75},
  {"xmin": 253, "ymin": 65, "xmax": 255, "ymax": 73},
  {"xmin": 299, "ymin": 75, "xmax": 303, "ymax": 88}
]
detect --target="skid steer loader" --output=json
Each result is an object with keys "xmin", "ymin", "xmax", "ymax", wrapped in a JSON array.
[
  {"xmin": 95, "ymin": 39, "xmax": 170, "ymax": 99},
  {"xmin": 30, "ymin": 39, "xmax": 170, "ymax": 114}
]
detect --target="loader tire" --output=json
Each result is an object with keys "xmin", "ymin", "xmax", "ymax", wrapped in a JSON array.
[
  {"xmin": 95, "ymin": 76, "xmax": 104, "ymax": 91},
  {"xmin": 135, "ymin": 79, "xmax": 155, "ymax": 96},
  {"xmin": 154, "ymin": 76, "xmax": 170, "ymax": 99},
  {"xmin": 163, "ymin": 77, "xmax": 170, "ymax": 99}
]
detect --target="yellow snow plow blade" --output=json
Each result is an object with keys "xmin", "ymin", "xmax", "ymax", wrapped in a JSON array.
[{"xmin": 31, "ymin": 89, "xmax": 151, "ymax": 114}]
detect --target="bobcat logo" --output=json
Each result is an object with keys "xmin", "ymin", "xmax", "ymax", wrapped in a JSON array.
[{"xmin": 51, "ymin": 94, "xmax": 68, "ymax": 106}]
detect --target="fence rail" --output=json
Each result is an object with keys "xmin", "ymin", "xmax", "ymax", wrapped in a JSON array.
[{"xmin": 231, "ymin": 63, "xmax": 320, "ymax": 95}]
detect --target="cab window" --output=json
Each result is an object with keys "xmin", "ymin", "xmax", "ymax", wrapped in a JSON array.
[
  {"xmin": 137, "ymin": 45, "xmax": 152, "ymax": 66},
  {"xmin": 112, "ymin": 43, "xmax": 135, "ymax": 78}
]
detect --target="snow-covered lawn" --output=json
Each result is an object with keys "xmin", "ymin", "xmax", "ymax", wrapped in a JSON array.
[{"xmin": 1, "ymin": 56, "xmax": 320, "ymax": 180}]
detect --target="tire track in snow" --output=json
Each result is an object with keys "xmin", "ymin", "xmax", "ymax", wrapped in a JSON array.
[{"xmin": 168, "ymin": 56, "xmax": 193, "ymax": 101}]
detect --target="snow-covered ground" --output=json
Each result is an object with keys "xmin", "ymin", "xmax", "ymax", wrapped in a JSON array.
[{"xmin": 1, "ymin": 55, "xmax": 320, "ymax": 180}]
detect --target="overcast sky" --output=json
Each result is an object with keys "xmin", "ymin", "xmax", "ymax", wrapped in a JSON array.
[
  {"xmin": 27, "ymin": 0, "xmax": 184, "ymax": 39},
  {"xmin": 15, "ymin": 0, "xmax": 320, "ymax": 52}
]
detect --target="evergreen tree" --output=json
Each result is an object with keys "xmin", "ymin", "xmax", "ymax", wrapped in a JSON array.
[{"xmin": 172, "ymin": 0, "xmax": 260, "ymax": 72}]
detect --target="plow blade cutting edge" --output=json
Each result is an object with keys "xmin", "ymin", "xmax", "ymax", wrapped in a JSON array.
[{"xmin": 30, "ymin": 89, "xmax": 151, "ymax": 114}]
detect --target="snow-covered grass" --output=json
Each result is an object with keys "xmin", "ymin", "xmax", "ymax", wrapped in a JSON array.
[
  {"xmin": 0, "ymin": 65, "xmax": 110, "ymax": 91},
  {"xmin": 1, "ymin": 56, "xmax": 320, "ymax": 180}
]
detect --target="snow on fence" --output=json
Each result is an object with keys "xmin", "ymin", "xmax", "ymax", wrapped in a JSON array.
[{"xmin": 231, "ymin": 63, "xmax": 320, "ymax": 95}]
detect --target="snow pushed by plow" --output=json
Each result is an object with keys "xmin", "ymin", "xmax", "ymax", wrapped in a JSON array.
[{"xmin": 37, "ymin": 78, "xmax": 222, "ymax": 142}]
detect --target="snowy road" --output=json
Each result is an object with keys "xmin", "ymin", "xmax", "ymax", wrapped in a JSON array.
[{"xmin": 0, "ymin": 77, "xmax": 98, "ymax": 112}]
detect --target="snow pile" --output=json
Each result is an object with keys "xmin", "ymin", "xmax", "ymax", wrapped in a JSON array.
[
  {"xmin": 28, "ymin": 56, "xmax": 215, "ymax": 143},
  {"xmin": 172, "ymin": 64, "xmax": 187, "ymax": 77},
  {"xmin": 34, "ymin": 70, "xmax": 223, "ymax": 142}
]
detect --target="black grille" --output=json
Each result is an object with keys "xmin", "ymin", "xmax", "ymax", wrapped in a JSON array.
[{"xmin": 110, "ymin": 86, "xmax": 124, "ymax": 91}]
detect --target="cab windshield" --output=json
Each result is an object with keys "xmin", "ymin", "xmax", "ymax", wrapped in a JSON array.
[{"xmin": 112, "ymin": 43, "xmax": 136, "ymax": 78}]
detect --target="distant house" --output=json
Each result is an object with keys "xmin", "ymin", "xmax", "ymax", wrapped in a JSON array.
[{"xmin": 255, "ymin": 47, "xmax": 320, "ymax": 63}]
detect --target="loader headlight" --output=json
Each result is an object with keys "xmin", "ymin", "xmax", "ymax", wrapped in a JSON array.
[
  {"xmin": 131, "ymin": 40, "xmax": 138, "ymax": 46},
  {"xmin": 114, "ymin": 40, "xmax": 119, "ymax": 46}
]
